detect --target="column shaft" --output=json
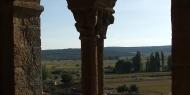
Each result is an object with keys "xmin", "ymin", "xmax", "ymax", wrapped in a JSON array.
[
  {"xmin": 97, "ymin": 39, "xmax": 104, "ymax": 95},
  {"xmin": 81, "ymin": 38, "xmax": 98, "ymax": 95}
]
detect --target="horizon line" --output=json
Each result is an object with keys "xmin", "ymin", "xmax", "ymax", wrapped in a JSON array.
[{"xmin": 42, "ymin": 44, "xmax": 171, "ymax": 50}]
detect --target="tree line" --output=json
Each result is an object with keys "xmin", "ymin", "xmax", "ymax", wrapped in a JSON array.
[{"xmin": 114, "ymin": 51, "xmax": 172, "ymax": 73}]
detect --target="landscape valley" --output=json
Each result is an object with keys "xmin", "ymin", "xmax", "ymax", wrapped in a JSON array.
[{"xmin": 42, "ymin": 45, "xmax": 172, "ymax": 95}]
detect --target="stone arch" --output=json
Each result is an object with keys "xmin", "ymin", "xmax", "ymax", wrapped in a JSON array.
[{"xmin": 1, "ymin": 0, "xmax": 190, "ymax": 95}]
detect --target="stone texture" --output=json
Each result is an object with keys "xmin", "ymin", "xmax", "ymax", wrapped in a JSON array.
[{"xmin": 13, "ymin": 0, "xmax": 43, "ymax": 95}]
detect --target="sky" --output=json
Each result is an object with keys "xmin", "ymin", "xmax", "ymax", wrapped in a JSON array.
[{"xmin": 41, "ymin": 0, "xmax": 171, "ymax": 50}]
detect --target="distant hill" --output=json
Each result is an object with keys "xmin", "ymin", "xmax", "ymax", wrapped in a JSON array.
[{"xmin": 42, "ymin": 45, "xmax": 171, "ymax": 60}]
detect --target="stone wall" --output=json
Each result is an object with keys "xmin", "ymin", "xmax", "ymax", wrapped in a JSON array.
[{"xmin": 13, "ymin": 0, "xmax": 43, "ymax": 95}]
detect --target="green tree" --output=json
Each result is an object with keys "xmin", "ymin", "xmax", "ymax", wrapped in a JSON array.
[
  {"xmin": 132, "ymin": 51, "xmax": 142, "ymax": 72},
  {"xmin": 61, "ymin": 73, "xmax": 73, "ymax": 84},
  {"xmin": 42, "ymin": 64, "xmax": 49, "ymax": 80},
  {"xmin": 129, "ymin": 84, "xmax": 139, "ymax": 93},
  {"xmin": 140, "ymin": 57, "xmax": 145, "ymax": 72},
  {"xmin": 167, "ymin": 55, "xmax": 172, "ymax": 71},
  {"xmin": 161, "ymin": 51, "xmax": 165, "ymax": 71},
  {"xmin": 117, "ymin": 84, "xmax": 129, "ymax": 93},
  {"xmin": 155, "ymin": 52, "xmax": 161, "ymax": 72},
  {"xmin": 149, "ymin": 52, "xmax": 155, "ymax": 72},
  {"xmin": 51, "ymin": 69, "xmax": 65, "ymax": 75},
  {"xmin": 75, "ymin": 64, "xmax": 80, "ymax": 68},
  {"xmin": 61, "ymin": 73, "xmax": 73, "ymax": 94},
  {"xmin": 114, "ymin": 60, "xmax": 132, "ymax": 73},
  {"xmin": 146, "ymin": 57, "xmax": 151, "ymax": 72}
]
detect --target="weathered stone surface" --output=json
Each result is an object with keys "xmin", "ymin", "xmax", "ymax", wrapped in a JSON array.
[{"xmin": 13, "ymin": 0, "xmax": 43, "ymax": 95}]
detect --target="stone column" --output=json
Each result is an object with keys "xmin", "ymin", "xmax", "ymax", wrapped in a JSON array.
[
  {"xmin": 96, "ymin": 9, "xmax": 115, "ymax": 95},
  {"xmin": 97, "ymin": 39, "xmax": 104, "ymax": 95},
  {"xmin": 67, "ymin": 0, "xmax": 117, "ymax": 95},
  {"xmin": 172, "ymin": 0, "xmax": 190, "ymax": 95},
  {"xmin": 72, "ymin": 9, "xmax": 99, "ymax": 95},
  {"xmin": 13, "ymin": 0, "xmax": 43, "ymax": 95},
  {"xmin": 69, "ymin": 9, "xmax": 115, "ymax": 95}
]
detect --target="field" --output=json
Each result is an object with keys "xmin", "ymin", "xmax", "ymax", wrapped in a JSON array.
[
  {"xmin": 105, "ymin": 72, "xmax": 171, "ymax": 94},
  {"xmin": 42, "ymin": 60, "xmax": 171, "ymax": 95}
]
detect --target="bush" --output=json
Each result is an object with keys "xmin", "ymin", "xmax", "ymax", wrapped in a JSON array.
[
  {"xmin": 51, "ymin": 69, "xmax": 65, "ymax": 75},
  {"xmin": 42, "ymin": 64, "xmax": 50, "ymax": 80},
  {"xmin": 117, "ymin": 84, "xmax": 139, "ymax": 94},
  {"xmin": 117, "ymin": 84, "xmax": 129, "ymax": 92},
  {"xmin": 114, "ymin": 60, "xmax": 132, "ymax": 73},
  {"xmin": 61, "ymin": 73, "xmax": 73, "ymax": 83},
  {"xmin": 129, "ymin": 84, "xmax": 139, "ymax": 93}
]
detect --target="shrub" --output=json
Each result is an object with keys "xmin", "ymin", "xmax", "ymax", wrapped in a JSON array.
[
  {"xmin": 117, "ymin": 84, "xmax": 129, "ymax": 92},
  {"xmin": 61, "ymin": 73, "xmax": 73, "ymax": 84},
  {"xmin": 129, "ymin": 84, "xmax": 139, "ymax": 93},
  {"xmin": 42, "ymin": 64, "xmax": 50, "ymax": 80},
  {"xmin": 51, "ymin": 69, "xmax": 65, "ymax": 75},
  {"xmin": 114, "ymin": 60, "xmax": 132, "ymax": 73}
]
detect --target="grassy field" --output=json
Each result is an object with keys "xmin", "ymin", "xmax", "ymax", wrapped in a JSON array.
[
  {"xmin": 42, "ymin": 60, "xmax": 171, "ymax": 95},
  {"xmin": 42, "ymin": 60, "xmax": 116, "ymax": 72},
  {"xmin": 104, "ymin": 72, "xmax": 171, "ymax": 94}
]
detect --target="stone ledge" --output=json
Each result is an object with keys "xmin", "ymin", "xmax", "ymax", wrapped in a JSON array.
[{"xmin": 13, "ymin": 1, "xmax": 44, "ymax": 17}]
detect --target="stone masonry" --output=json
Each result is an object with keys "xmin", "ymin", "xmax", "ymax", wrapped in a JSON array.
[{"xmin": 13, "ymin": 0, "xmax": 43, "ymax": 95}]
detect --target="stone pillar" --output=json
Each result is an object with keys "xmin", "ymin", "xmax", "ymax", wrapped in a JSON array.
[
  {"xmin": 96, "ymin": 9, "xmax": 115, "ymax": 95},
  {"xmin": 172, "ymin": 0, "xmax": 190, "ymax": 95},
  {"xmin": 81, "ymin": 38, "xmax": 98, "ymax": 95},
  {"xmin": 68, "ymin": 8, "xmax": 115, "ymax": 95},
  {"xmin": 13, "ymin": 0, "xmax": 43, "ymax": 95},
  {"xmin": 67, "ymin": 0, "xmax": 116, "ymax": 95},
  {"xmin": 72, "ymin": 9, "xmax": 99, "ymax": 95},
  {"xmin": 97, "ymin": 39, "xmax": 104, "ymax": 95}
]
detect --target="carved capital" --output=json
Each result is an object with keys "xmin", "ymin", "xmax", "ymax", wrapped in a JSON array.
[
  {"xmin": 95, "ymin": 8, "xmax": 115, "ymax": 39},
  {"xmin": 67, "ymin": 0, "xmax": 117, "ymax": 40},
  {"xmin": 71, "ymin": 9, "xmax": 98, "ymax": 39}
]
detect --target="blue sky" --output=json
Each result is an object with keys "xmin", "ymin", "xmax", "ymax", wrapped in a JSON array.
[{"xmin": 41, "ymin": 0, "xmax": 171, "ymax": 50}]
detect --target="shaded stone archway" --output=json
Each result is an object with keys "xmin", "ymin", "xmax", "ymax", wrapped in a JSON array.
[
  {"xmin": 1, "ymin": 0, "xmax": 190, "ymax": 95},
  {"xmin": 11, "ymin": 0, "xmax": 117, "ymax": 95}
]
